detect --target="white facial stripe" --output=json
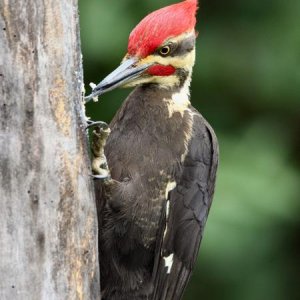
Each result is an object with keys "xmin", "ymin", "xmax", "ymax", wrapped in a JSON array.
[
  {"xmin": 126, "ymin": 49, "xmax": 194, "ymax": 89},
  {"xmin": 152, "ymin": 75, "xmax": 179, "ymax": 87},
  {"xmin": 164, "ymin": 75, "xmax": 191, "ymax": 118},
  {"xmin": 141, "ymin": 49, "xmax": 195, "ymax": 70},
  {"xmin": 123, "ymin": 75, "xmax": 179, "ymax": 88},
  {"xmin": 172, "ymin": 76, "xmax": 191, "ymax": 103},
  {"xmin": 163, "ymin": 77, "xmax": 194, "ymax": 161}
]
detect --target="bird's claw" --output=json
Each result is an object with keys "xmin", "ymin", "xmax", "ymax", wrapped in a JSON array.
[
  {"xmin": 90, "ymin": 174, "xmax": 111, "ymax": 180},
  {"xmin": 86, "ymin": 120, "xmax": 109, "ymax": 130},
  {"xmin": 89, "ymin": 121, "xmax": 111, "ymax": 180}
]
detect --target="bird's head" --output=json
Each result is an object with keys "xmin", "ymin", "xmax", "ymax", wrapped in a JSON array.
[{"xmin": 86, "ymin": 0, "xmax": 198, "ymax": 101}]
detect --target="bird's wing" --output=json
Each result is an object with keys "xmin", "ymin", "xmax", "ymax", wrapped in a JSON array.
[{"xmin": 151, "ymin": 111, "xmax": 219, "ymax": 300}]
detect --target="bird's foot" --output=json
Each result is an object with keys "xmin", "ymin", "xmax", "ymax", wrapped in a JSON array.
[
  {"xmin": 89, "ymin": 121, "xmax": 111, "ymax": 180},
  {"xmin": 86, "ymin": 119, "xmax": 109, "ymax": 130},
  {"xmin": 90, "ymin": 173, "xmax": 110, "ymax": 180}
]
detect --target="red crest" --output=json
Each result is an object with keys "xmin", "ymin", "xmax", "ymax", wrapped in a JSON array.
[{"xmin": 128, "ymin": 0, "xmax": 198, "ymax": 58}]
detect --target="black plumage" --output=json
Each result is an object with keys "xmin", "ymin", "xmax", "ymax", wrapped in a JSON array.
[
  {"xmin": 94, "ymin": 84, "xmax": 219, "ymax": 300},
  {"xmin": 86, "ymin": 4, "xmax": 218, "ymax": 297}
]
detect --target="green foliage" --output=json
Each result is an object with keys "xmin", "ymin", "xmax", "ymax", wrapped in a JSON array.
[{"xmin": 79, "ymin": 1, "xmax": 300, "ymax": 299}]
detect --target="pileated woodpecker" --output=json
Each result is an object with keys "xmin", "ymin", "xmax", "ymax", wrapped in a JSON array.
[{"xmin": 86, "ymin": 0, "xmax": 218, "ymax": 299}]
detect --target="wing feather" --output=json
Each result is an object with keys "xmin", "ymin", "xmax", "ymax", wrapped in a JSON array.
[{"xmin": 151, "ymin": 111, "xmax": 219, "ymax": 300}]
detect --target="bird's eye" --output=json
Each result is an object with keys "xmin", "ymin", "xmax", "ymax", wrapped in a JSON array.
[{"xmin": 159, "ymin": 45, "xmax": 171, "ymax": 56}]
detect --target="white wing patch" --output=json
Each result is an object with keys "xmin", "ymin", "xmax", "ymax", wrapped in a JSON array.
[
  {"xmin": 163, "ymin": 253, "xmax": 174, "ymax": 274},
  {"xmin": 163, "ymin": 200, "xmax": 170, "ymax": 240},
  {"xmin": 165, "ymin": 200, "xmax": 170, "ymax": 218},
  {"xmin": 162, "ymin": 181, "xmax": 176, "ymax": 253},
  {"xmin": 165, "ymin": 181, "xmax": 176, "ymax": 201},
  {"xmin": 163, "ymin": 182, "xmax": 176, "ymax": 239}
]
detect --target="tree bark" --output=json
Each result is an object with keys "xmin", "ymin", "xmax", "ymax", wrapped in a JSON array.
[{"xmin": 0, "ymin": 0, "xmax": 100, "ymax": 299}]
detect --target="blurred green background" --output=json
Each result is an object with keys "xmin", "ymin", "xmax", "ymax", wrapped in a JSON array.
[{"xmin": 79, "ymin": 0, "xmax": 300, "ymax": 299}]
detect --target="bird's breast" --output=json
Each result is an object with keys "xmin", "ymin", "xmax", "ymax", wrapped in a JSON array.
[
  {"xmin": 103, "ymin": 86, "xmax": 195, "ymax": 248},
  {"xmin": 105, "ymin": 100, "xmax": 194, "ymax": 182}
]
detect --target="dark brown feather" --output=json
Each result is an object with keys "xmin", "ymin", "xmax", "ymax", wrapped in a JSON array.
[
  {"xmin": 151, "ymin": 109, "xmax": 219, "ymax": 300},
  {"xmin": 97, "ymin": 84, "xmax": 218, "ymax": 300}
]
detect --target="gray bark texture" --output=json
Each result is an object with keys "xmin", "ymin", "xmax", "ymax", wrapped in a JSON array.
[{"xmin": 0, "ymin": 0, "xmax": 100, "ymax": 299}]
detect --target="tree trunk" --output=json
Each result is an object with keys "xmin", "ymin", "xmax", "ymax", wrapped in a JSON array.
[{"xmin": 0, "ymin": 0, "xmax": 100, "ymax": 299}]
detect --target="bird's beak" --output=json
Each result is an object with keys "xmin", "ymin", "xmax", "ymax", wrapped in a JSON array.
[{"xmin": 85, "ymin": 57, "xmax": 152, "ymax": 102}]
